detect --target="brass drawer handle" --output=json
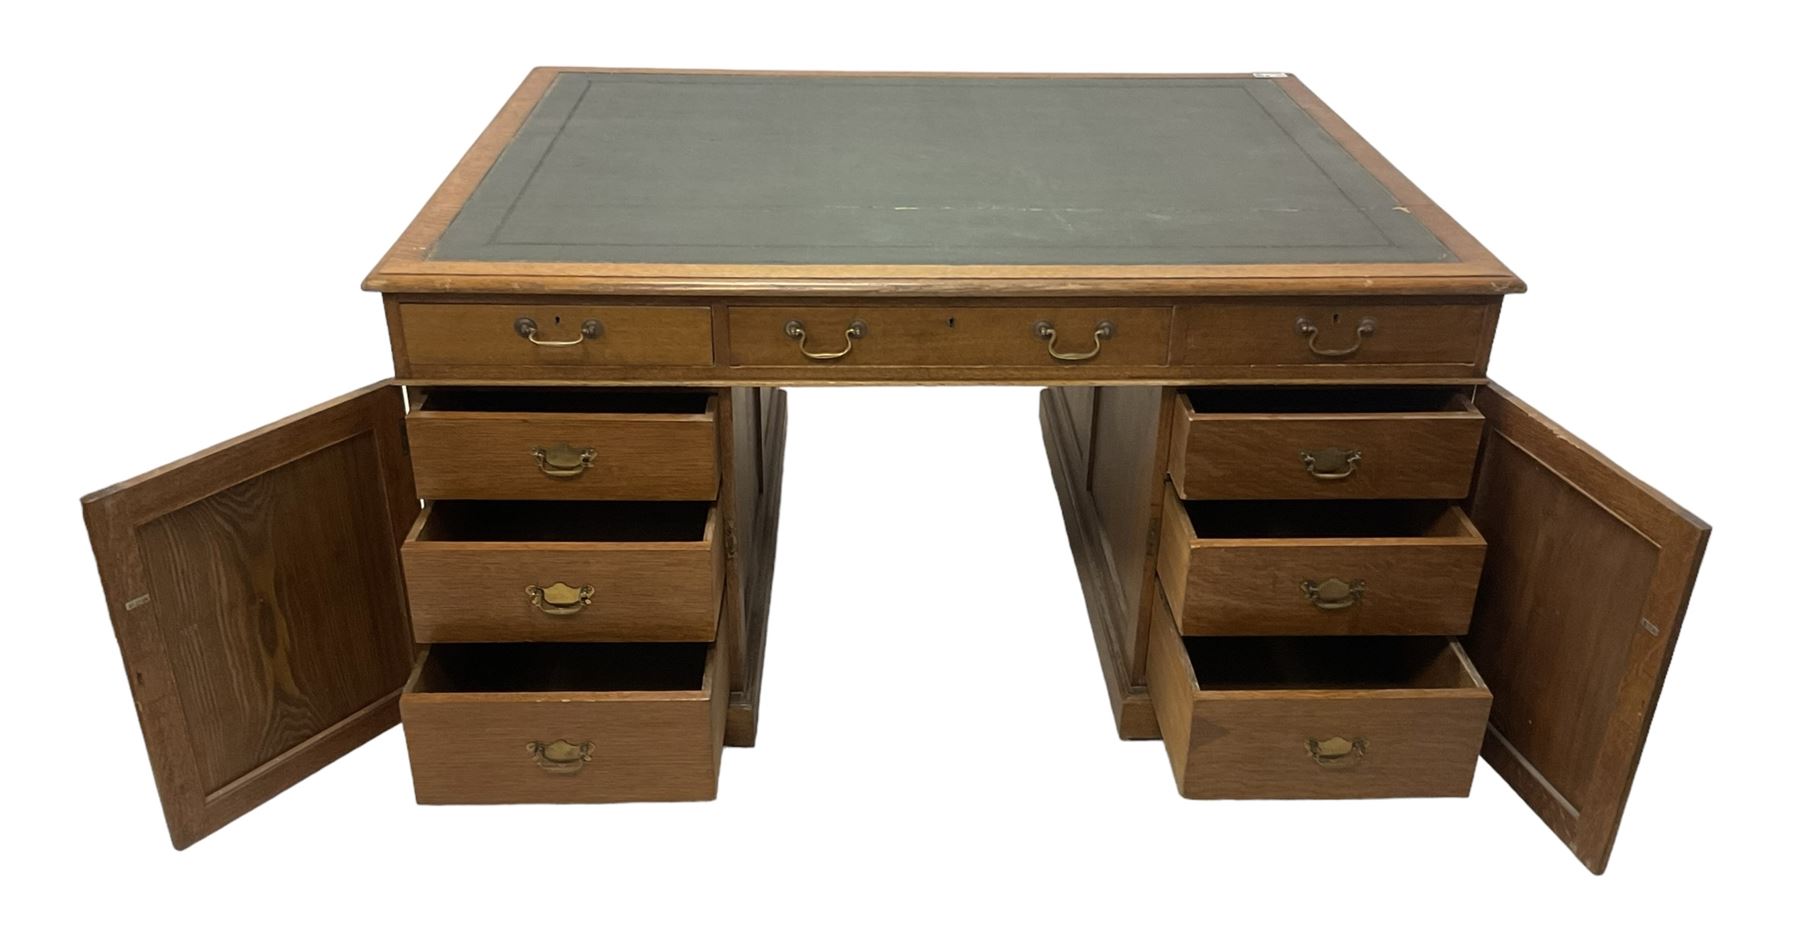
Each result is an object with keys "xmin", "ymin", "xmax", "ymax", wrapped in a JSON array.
[
  {"xmin": 1034, "ymin": 320, "xmax": 1114, "ymax": 361},
  {"xmin": 532, "ymin": 443, "xmax": 597, "ymax": 478},
  {"xmin": 1301, "ymin": 578, "xmax": 1365, "ymax": 610},
  {"xmin": 526, "ymin": 582, "xmax": 595, "ymax": 616},
  {"xmin": 515, "ymin": 317, "xmax": 601, "ymax": 347},
  {"xmin": 1300, "ymin": 448, "xmax": 1361, "ymax": 480},
  {"xmin": 1307, "ymin": 736, "xmax": 1368, "ymax": 767},
  {"xmin": 1295, "ymin": 316, "xmax": 1375, "ymax": 357},
  {"xmin": 527, "ymin": 739, "xmax": 593, "ymax": 774},
  {"xmin": 785, "ymin": 319, "xmax": 865, "ymax": 360}
]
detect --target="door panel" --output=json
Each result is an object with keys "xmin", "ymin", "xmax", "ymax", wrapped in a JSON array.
[
  {"xmin": 82, "ymin": 382, "xmax": 416, "ymax": 848},
  {"xmin": 1466, "ymin": 383, "xmax": 1708, "ymax": 874}
]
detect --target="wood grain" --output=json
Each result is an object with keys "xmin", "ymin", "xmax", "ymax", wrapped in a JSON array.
[
  {"xmin": 715, "ymin": 388, "xmax": 752, "ymax": 718},
  {"xmin": 725, "ymin": 389, "xmax": 787, "ymax": 746},
  {"xmin": 81, "ymin": 383, "xmax": 417, "ymax": 848},
  {"xmin": 1169, "ymin": 388, "xmax": 1484, "ymax": 500},
  {"xmin": 400, "ymin": 637, "xmax": 725, "ymax": 804},
  {"xmin": 1061, "ymin": 386, "xmax": 1097, "ymax": 468},
  {"xmin": 1039, "ymin": 388, "xmax": 1159, "ymax": 739},
  {"xmin": 726, "ymin": 306, "xmax": 1172, "ymax": 368},
  {"xmin": 406, "ymin": 391, "xmax": 719, "ymax": 501},
  {"xmin": 1149, "ymin": 593, "xmax": 1491, "ymax": 799},
  {"xmin": 1465, "ymin": 382, "xmax": 1710, "ymax": 874},
  {"xmin": 1178, "ymin": 299, "xmax": 1498, "ymax": 373},
  {"xmin": 383, "ymin": 292, "xmax": 1501, "ymax": 385},
  {"xmin": 1085, "ymin": 386, "xmax": 1176, "ymax": 681},
  {"xmin": 397, "ymin": 302, "xmax": 713, "ymax": 371},
  {"xmin": 400, "ymin": 501, "xmax": 723, "ymax": 643},
  {"xmin": 1158, "ymin": 484, "xmax": 1487, "ymax": 636}
]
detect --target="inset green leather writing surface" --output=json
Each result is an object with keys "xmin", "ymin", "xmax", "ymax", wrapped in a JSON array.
[{"xmin": 431, "ymin": 73, "xmax": 1451, "ymax": 266}]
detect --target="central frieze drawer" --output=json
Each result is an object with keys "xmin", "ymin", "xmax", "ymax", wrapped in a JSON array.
[
  {"xmin": 401, "ymin": 639, "xmax": 726, "ymax": 804},
  {"xmin": 725, "ymin": 306, "xmax": 1172, "ymax": 367},
  {"xmin": 1156, "ymin": 485, "xmax": 1487, "ymax": 636},
  {"xmin": 1170, "ymin": 387, "xmax": 1484, "ymax": 500},
  {"xmin": 407, "ymin": 388, "xmax": 719, "ymax": 501},
  {"xmin": 401, "ymin": 500, "xmax": 724, "ymax": 643}
]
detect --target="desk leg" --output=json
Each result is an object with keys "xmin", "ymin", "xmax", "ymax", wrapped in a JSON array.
[
  {"xmin": 724, "ymin": 387, "xmax": 786, "ymax": 747},
  {"xmin": 1041, "ymin": 387, "xmax": 1168, "ymax": 740}
]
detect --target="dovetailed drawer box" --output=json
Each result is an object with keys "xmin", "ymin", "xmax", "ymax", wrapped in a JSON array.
[
  {"xmin": 1147, "ymin": 598, "xmax": 1491, "ymax": 799},
  {"xmin": 1170, "ymin": 387, "xmax": 1485, "ymax": 500},
  {"xmin": 406, "ymin": 388, "xmax": 720, "ymax": 501},
  {"xmin": 401, "ymin": 500, "xmax": 724, "ymax": 643},
  {"xmin": 1156, "ymin": 484, "xmax": 1487, "ymax": 636},
  {"xmin": 400, "ymin": 639, "xmax": 727, "ymax": 804},
  {"xmin": 396, "ymin": 303, "xmax": 714, "ymax": 375},
  {"xmin": 725, "ymin": 306, "xmax": 1173, "ymax": 367}
]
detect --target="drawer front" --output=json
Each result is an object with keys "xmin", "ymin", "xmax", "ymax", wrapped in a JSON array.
[
  {"xmin": 1157, "ymin": 487, "xmax": 1487, "ymax": 636},
  {"xmin": 1171, "ymin": 391, "xmax": 1484, "ymax": 501},
  {"xmin": 1147, "ymin": 601, "xmax": 1491, "ymax": 799},
  {"xmin": 1179, "ymin": 302, "xmax": 1492, "ymax": 370},
  {"xmin": 398, "ymin": 303, "xmax": 714, "ymax": 371},
  {"xmin": 401, "ymin": 504, "xmax": 724, "ymax": 643},
  {"xmin": 408, "ymin": 399, "xmax": 720, "ymax": 502},
  {"xmin": 400, "ymin": 643, "xmax": 726, "ymax": 804},
  {"xmin": 726, "ymin": 306, "xmax": 1172, "ymax": 368}
]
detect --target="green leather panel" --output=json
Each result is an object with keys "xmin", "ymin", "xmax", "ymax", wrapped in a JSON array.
[{"xmin": 430, "ymin": 73, "xmax": 1451, "ymax": 266}]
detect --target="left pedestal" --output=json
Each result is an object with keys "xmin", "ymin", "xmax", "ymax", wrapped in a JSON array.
[{"xmin": 392, "ymin": 386, "xmax": 786, "ymax": 804}]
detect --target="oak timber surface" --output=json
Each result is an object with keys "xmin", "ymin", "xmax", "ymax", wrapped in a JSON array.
[
  {"xmin": 1464, "ymin": 383, "xmax": 1710, "ymax": 874},
  {"xmin": 431, "ymin": 73, "xmax": 1451, "ymax": 267},
  {"xmin": 80, "ymin": 384, "xmax": 417, "ymax": 848}
]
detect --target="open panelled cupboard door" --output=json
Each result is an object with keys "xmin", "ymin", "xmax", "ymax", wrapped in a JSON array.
[
  {"xmin": 82, "ymin": 383, "xmax": 417, "ymax": 848},
  {"xmin": 1465, "ymin": 384, "xmax": 1709, "ymax": 874}
]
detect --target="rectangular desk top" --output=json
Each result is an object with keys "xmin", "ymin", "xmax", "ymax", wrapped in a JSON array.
[{"xmin": 366, "ymin": 69, "xmax": 1519, "ymax": 297}]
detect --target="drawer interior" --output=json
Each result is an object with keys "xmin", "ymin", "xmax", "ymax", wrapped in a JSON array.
[
  {"xmin": 417, "ymin": 388, "xmax": 711, "ymax": 415},
  {"xmin": 1182, "ymin": 386, "xmax": 1473, "ymax": 414},
  {"xmin": 1181, "ymin": 499, "xmax": 1474, "ymax": 539},
  {"xmin": 1186, "ymin": 636, "xmax": 1479, "ymax": 692},
  {"xmin": 416, "ymin": 500, "xmax": 711, "ymax": 543},
  {"xmin": 413, "ymin": 642, "xmax": 708, "ymax": 693}
]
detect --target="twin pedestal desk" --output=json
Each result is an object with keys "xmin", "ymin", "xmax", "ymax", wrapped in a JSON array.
[{"xmin": 80, "ymin": 70, "xmax": 1708, "ymax": 873}]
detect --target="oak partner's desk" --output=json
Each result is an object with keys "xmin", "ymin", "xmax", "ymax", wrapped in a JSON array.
[{"xmin": 81, "ymin": 70, "xmax": 1708, "ymax": 873}]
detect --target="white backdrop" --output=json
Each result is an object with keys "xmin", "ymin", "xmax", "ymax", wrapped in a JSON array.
[{"xmin": 3, "ymin": 2, "xmax": 1792, "ymax": 920}]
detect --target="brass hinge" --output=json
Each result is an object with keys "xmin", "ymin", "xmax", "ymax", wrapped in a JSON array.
[
  {"xmin": 724, "ymin": 521, "xmax": 738, "ymax": 559},
  {"xmin": 124, "ymin": 594, "xmax": 151, "ymax": 612}
]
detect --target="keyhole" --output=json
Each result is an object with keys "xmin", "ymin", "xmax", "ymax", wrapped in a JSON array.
[
  {"xmin": 947, "ymin": 316, "xmax": 957, "ymax": 329},
  {"xmin": 1331, "ymin": 312, "xmax": 1341, "ymax": 323},
  {"xmin": 554, "ymin": 315, "xmax": 562, "ymax": 325}
]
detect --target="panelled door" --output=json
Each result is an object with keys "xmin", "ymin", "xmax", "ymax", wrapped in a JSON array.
[{"xmin": 82, "ymin": 383, "xmax": 417, "ymax": 848}]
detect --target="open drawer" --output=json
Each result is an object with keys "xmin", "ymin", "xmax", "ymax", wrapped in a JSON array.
[
  {"xmin": 1156, "ymin": 484, "xmax": 1487, "ymax": 635},
  {"xmin": 400, "ymin": 638, "xmax": 726, "ymax": 804},
  {"xmin": 1147, "ymin": 594, "xmax": 1491, "ymax": 799},
  {"xmin": 401, "ymin": 500, "xmax": 724, "ymax": 643},
  {"xmin": 1170, "ymin": 387, "xmax": 1485, "ymax": 500},
  {"xmin": 406, "ymin": 388, "xmax": 719, "ymax": 501}
]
